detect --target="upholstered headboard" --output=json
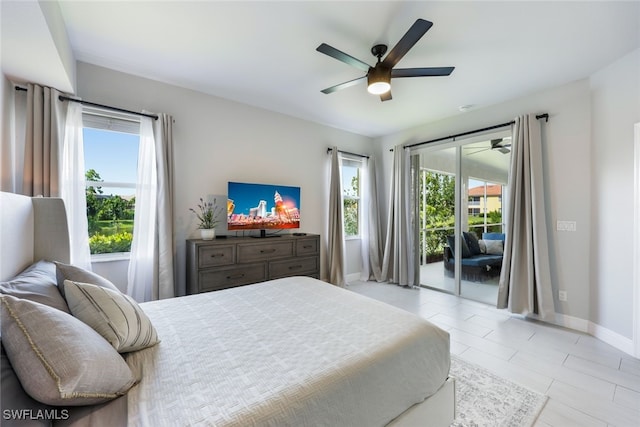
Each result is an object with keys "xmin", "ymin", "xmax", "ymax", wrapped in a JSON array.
[{"xmin": 0, "ymin": 192, "xmax": 70, "ymax": 281}]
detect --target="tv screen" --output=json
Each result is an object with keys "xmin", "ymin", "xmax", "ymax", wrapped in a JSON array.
[{"xmin": 227, "ymin": 181, "xmax": 300, "ymax": 231}]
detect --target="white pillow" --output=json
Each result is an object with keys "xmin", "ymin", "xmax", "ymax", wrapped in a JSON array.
[
  {"xmin": 478, "ymin": 240, "xmax": 487, "ymax": 254},
  {"xmin": 484, "ymin": 239, "xmax": 504, "ymax": 255},
  {"xmin": 64, "ymin": 280, "xmax": 159, "ymax": 353}
]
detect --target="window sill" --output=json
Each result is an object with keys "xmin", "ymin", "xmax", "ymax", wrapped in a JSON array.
[
  {"xmin": 91, "ymin": 252, "xmax": 131, "ymax": 263},
  {"xmin": 345, "ymin": 235, "xmax": 361, "ymax": 241}
]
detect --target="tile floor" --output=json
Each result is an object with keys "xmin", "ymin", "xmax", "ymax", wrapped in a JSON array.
[{"xmin": 347, "ymin": 280, "xmax": 640, "ymax": 427}]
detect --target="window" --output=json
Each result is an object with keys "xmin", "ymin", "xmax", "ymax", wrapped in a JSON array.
[
  {"xmin": 83, "ymin": 108, "xmax": 140, "ymax": 255},
  {"xmin": 341, "ymin": 157, "xmax": 363, "ymax": 238}
]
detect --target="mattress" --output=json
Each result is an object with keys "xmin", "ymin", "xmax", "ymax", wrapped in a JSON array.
[{"xmin": 125, "ymin": 276, "xmax": 450, "ymax": 426}]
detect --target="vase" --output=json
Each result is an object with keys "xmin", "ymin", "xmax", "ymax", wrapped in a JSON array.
[{"xmin": 200, "ymin": 228, "xmax": 215, "ymax": 240}]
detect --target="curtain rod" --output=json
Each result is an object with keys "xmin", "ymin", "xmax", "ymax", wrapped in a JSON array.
[
  {"xmin": 15, "ymin": 86, "xmax": 158, "ymax": 120},
  {"xmin": 400, "ymin": 113, "xmax": 549, "ymax": 151},
  {"xmin": 327, "ymin": 148, "xmax": 370, "ymax": 159}
]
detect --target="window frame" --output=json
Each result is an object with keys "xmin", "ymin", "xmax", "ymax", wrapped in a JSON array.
[{"xmin": 82, "ymin": 107, "xmax": 141, "ymax": 258}]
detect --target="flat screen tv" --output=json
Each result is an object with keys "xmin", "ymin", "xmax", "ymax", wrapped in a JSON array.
[{"xmin": 227, "ymin": 181, "xmax": 300, "ymax": 236}]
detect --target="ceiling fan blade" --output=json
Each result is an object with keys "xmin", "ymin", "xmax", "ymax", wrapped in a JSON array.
[
  {"xmin": 380, "ymin": 91, "xmax": 392, "ymax": 102},
  {"xmin": 466, "ymin": 147, "xmax": 491, "ymax": 156},
  {"xmin": 392, "ymin": 67, "xmax": 455, "ymax": 78},
  {"xmin": 382, "ymin": 19, "xmax": 433, "ymax": 69},
  {"xmin": 316, "ymin": 43, "xmax": 371, "ymax": 73},
  {"xmin": 320, "ymin": 76, "xmax": 366, "ymax": 94}
]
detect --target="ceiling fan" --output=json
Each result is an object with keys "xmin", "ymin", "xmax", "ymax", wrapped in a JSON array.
[
  {"xmin": 466, "ymin": 138, "xmax": 512, "ymax": 155},
  {"xmin": 316, "ymin": 19, "xmax": 455, "ymax": 101}
]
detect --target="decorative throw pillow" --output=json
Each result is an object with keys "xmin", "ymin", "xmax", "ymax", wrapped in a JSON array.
[
  {"xmin": 462, "ymin": 231, "xmax": 482, "ymax": 256},
  {"xmin": 0, "ymin": 260, "xmax": 70, "ymax": 313},
  {"xmin": 0, "ymin": 295, "xmax": 136, "ymax": 406},
  {"xmin": 63, "ymin": 280, "xmax": 159, "ymax": 353},
  {"xmin": 478, "ymin": 240, "xmax": 487, "ymax": 254},
  {"xmin": 446, "ymin": 235, "xmax": 472, "ymax": 258},
  {"xmin": 1, "ymin": 342, "xmax": 53, "ymax": 426},
  {"xmin": 484, "ymin": 239, "xmax": 504, "ymax": 255},
  {"xmin": 54, "ymin": 261, "xmax": 120, "ymax": 298}
]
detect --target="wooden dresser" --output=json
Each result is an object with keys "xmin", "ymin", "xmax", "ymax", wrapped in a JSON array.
[{"xmin": 186, "ymin": 234, "xmax": 320, "ymax": 294}]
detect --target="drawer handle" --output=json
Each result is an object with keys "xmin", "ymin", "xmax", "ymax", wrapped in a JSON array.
[
  {"xmin": 210, "ymin": 253, "xmax": 225, "ymax": 258},
  {"xmin": 288, "ymin": 265, "xmax": 303, "ymax": 270},
  {"xmin": 260, "ymin": 249, "xmax": 276, "ymax": 254},
  {"xmin": 302, "ymin": 245, "xmax": 313, "ymax": 249},
  {"xmin": 226, "ymin": 273, "xmax": 245, "ymax": 280}
]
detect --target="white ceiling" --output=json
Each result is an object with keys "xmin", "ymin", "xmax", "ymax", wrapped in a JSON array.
[{"xmin": 3, "ymin": 1, "xmax": 640, "ymax": 138}]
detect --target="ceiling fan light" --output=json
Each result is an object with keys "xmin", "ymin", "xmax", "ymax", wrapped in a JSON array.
[
  {"xmin": 367, "ymin": 81, "xmax": 391, "ymax": 95},
  {"xmin": 367, "ymin": 67, "xmax": 391, "ymax": 94}
]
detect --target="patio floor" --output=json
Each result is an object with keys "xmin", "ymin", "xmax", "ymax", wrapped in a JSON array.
[{"xmin": 419, "ymin": 260, "xmax": 499, "ymax": 305}]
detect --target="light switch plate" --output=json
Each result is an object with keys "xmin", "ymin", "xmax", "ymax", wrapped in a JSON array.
[{"xmin": 557, "ymin": 220, "xmax": 577, "ymax": 232}]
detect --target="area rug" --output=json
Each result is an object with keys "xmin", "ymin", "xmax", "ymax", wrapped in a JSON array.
[{"xmin": 450, "ymin": 355, "xmax": 548, "ymax": 427}]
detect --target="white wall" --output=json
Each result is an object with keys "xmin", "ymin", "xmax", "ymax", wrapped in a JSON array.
[
  {"xmin": 75, "ymin": 62, "xmax": 373, "ymax": 295},
  {"xmin": 589, "ymin": 48, "xmax": 640, "ymax": 340},
  {"xmin": 375, "ymin": 78, "xmax": 593, "ymax": 322}
]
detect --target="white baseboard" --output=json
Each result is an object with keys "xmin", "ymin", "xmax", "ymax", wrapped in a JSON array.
[
  {"xmin": 587, "ymin": 321, "xmax": 636, "ymax": 356},
  {"xmin": 552, "ymin": 313, "xmax": 635, "ymax": 356},
  {"xmin": 552, "ymin": 312, "xmax": 589, "ymax": 333}
]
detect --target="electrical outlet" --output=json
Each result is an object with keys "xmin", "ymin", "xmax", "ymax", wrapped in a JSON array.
[{"xmin": 559, "ymin": 290, "xmax": 567, "ymax": 302}]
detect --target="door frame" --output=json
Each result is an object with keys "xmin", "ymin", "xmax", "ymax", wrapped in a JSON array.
[
  {"xmin": 412, "ymin": 128, "xmax": 511, "ymax": 301},
  {"xmin": 634, "ymin": 122, "xmax": 640, "ymax": 357}
]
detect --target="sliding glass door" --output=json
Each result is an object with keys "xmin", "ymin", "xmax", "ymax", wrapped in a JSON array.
[{"xmin": 417, "ymin": 132, "xmax": 510, "ymax": 304}]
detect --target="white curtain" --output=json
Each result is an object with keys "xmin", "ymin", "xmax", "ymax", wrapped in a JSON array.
[
  {"xmin": 497, "ymin": 114, "xmax": 555, "ymax": 320},
  {"xmin": 360, "ymin": 156, "xmax": 384, "ymax": 282},
  {"xmin": 382, "ymin": 146, "xmax": 419, "ymax": 286},
  {"xmin": 326, "ymin": 147, "xmax": 346, "ymax": 286},
  {"xmin": 127, "ymin": 114, "xmax": 175, "ymax": 302},
  {"xmin": 127, "ymin": 117, "xmax": 157, "ymax": 302},
  {"xmin": 60, "ymin": 102, "xmax": 92, "ymax": 270}
]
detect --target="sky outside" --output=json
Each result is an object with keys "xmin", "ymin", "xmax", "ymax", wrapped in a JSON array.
[{"xmin": 83, "ymin": 128, "xmax": 139, "ymax": 196}]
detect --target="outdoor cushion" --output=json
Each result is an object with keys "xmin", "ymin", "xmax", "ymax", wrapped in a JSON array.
[
  {"xmin": 447, "ymin": 235, "xmax": 472, "ymax": 258},
  {"xmin": 463, "ymin": 232, "xmax": 482, "ymax": 255},
  {"xmin": 446, "ymin": 254, "xmax": 503, "ymax": 267},
  {"xmin": 482, "ymin": 232, "xmax": 505, "ymax": 241}
]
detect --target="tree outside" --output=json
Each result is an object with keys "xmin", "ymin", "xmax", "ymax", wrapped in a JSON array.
[
  {"xmin": 343, "ymin": 170, "xmax": 360, "ymax": 236},
  {"xmin": 85, "ymin": 169, "xmax": 135, "ymax": 254}
]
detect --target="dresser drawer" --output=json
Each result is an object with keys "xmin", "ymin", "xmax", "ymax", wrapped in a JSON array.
[
  {"xmin": 296, "ymin": 238, "xmax": 319, "ymax": 256},
  {"xmin": 237, "ymin": 240, "xmax": 294, "ymax": 263},
  {"xmin": 269, "ymin": 256, "xmax": 319, "ymax": 279},
  {"xmin": 198, "ymin": 245, "xmax": 235, "ymax": 268},
  {"xmin": 199, "ymin": 263, "xmax": 266, "ymax": 292}
]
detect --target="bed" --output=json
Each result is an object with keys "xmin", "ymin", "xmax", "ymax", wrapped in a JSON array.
[{"xmin": 0, "ymin": 191, "xmax": 454, "ymax": 427}]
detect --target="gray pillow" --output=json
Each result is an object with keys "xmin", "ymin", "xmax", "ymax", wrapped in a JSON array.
[
  {"xmin": 54, "ymin": 262, "xmax": 120, "ymax": 298},
  {"xmin": 1, "ymin": 295, "xmax": 137, "ymax": 406},
  {"xmin": 64, "ymin": 280, "xmax": 159, "ymax": 353},
  {"xmin": 1, "ymin": 343, "xmax": 53, "ymax": 426},
  {"xmin": 0, "ymin": 260, "xmax": 69, "ymax": 313}
]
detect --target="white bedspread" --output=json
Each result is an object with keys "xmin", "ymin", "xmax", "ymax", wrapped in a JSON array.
[{"xmin": 126, "ymin": 277, "xmax": 450, "ymax": 426}]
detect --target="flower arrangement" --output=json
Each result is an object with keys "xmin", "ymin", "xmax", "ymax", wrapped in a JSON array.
[{"xmin": 189, "ymin": 197, "xmax": 222, "ymax": 229}]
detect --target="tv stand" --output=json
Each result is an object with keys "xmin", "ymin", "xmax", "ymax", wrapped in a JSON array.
[
  {"xmin": 252, "ymin": 229, "xmax": 281, "ymax": 238},
  {"xmin": 186, "ymin": 234, "xmax": 320, "ymax": 294}
]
